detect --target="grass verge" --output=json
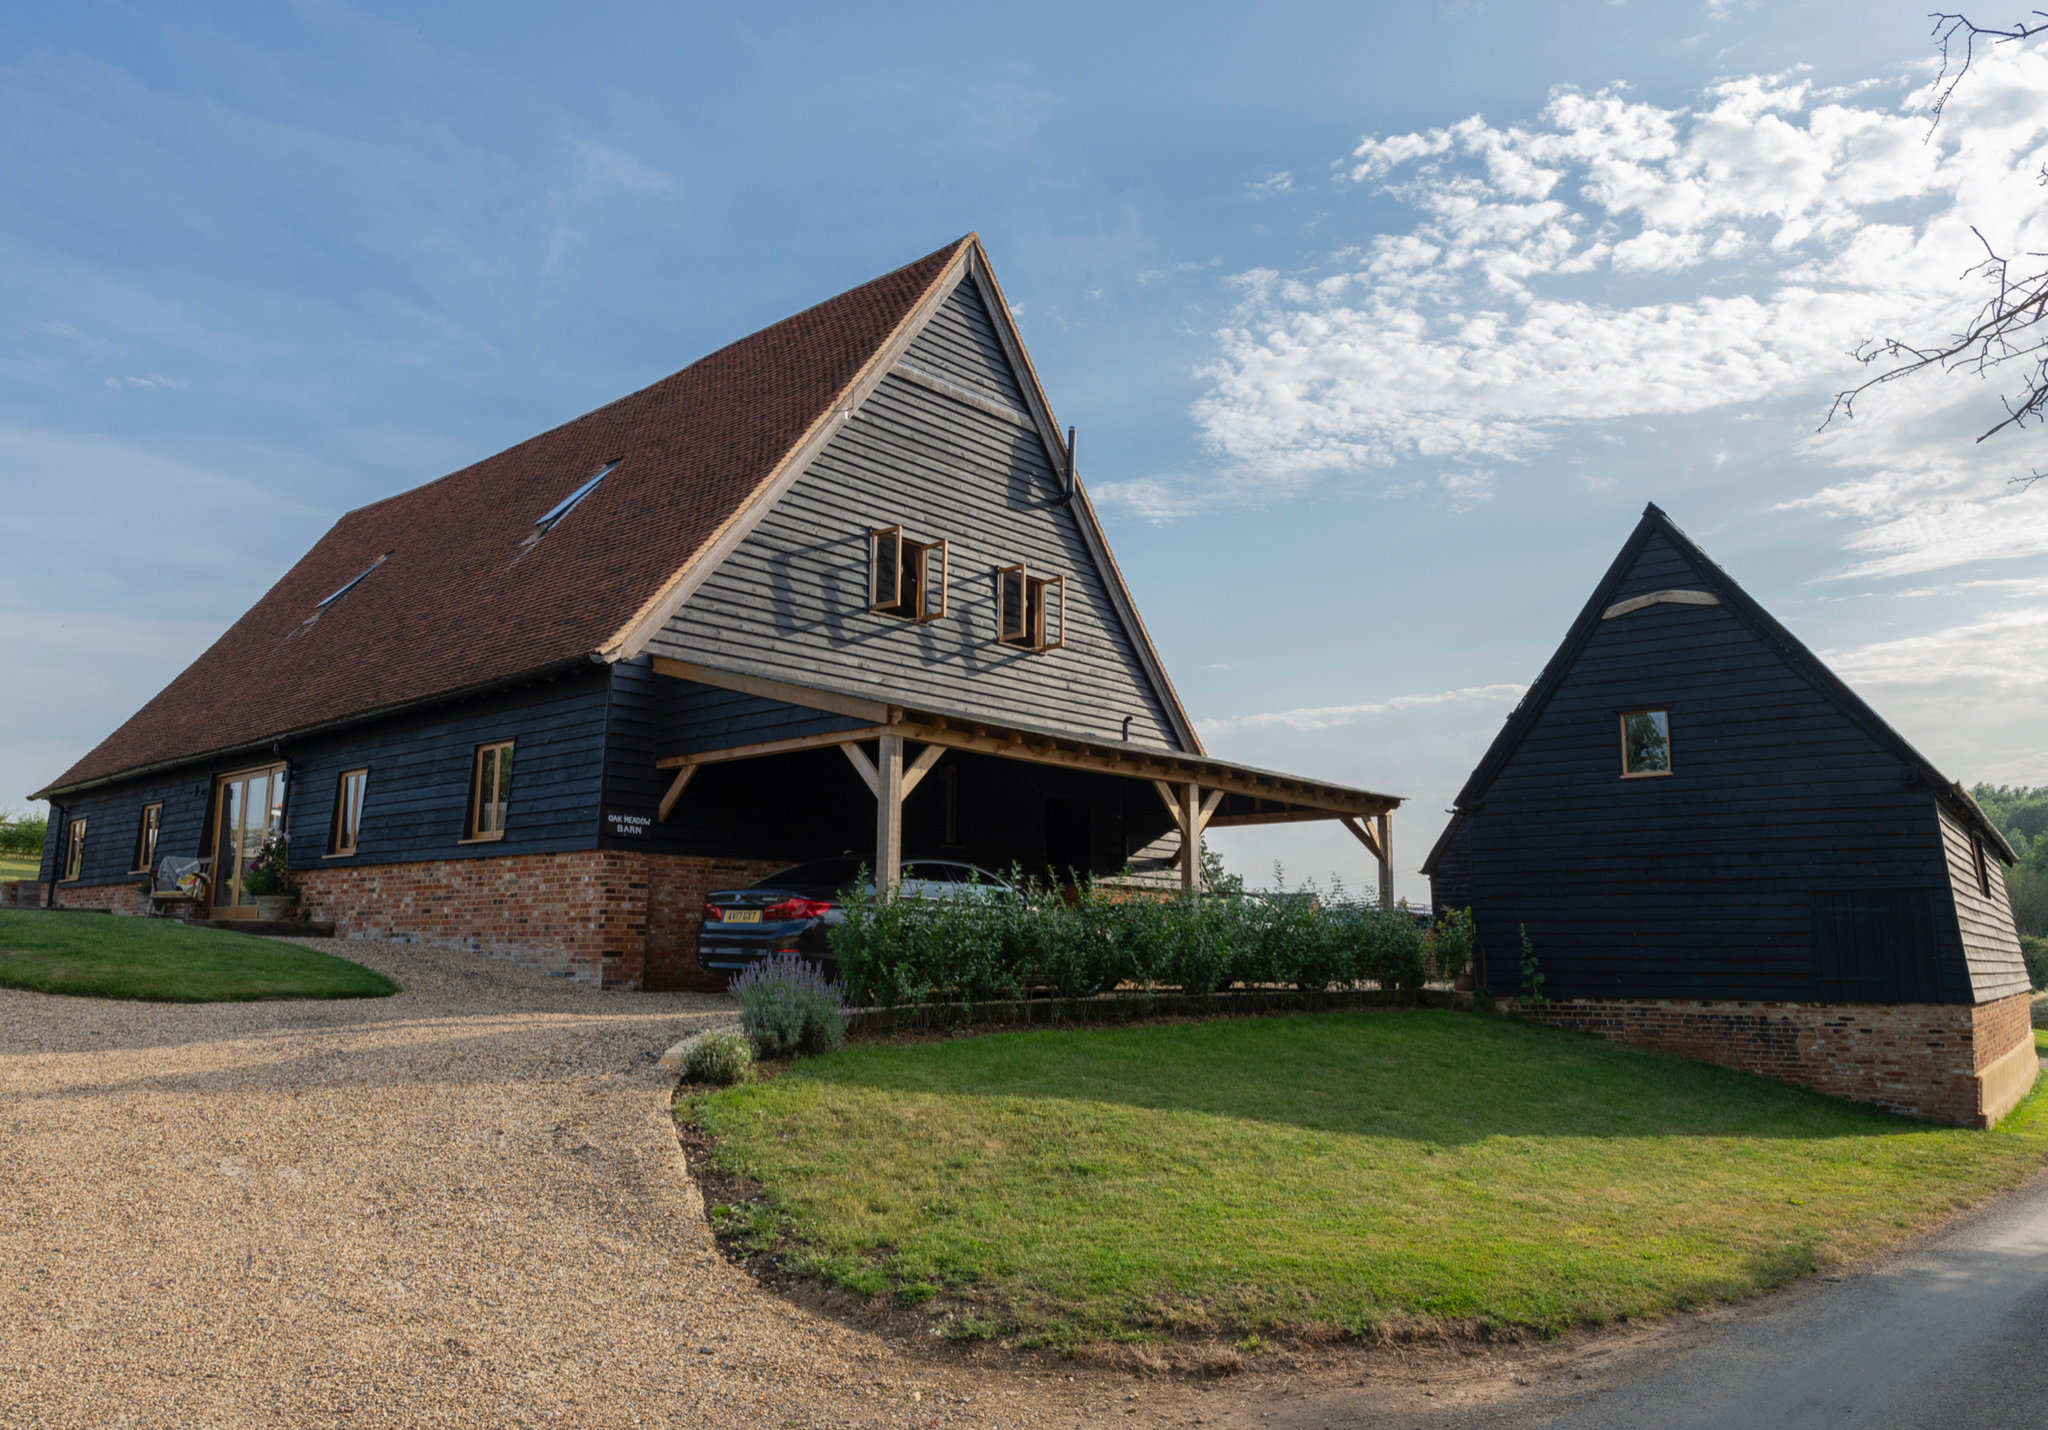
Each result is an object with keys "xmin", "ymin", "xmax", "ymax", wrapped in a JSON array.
[
  {"xmin": 0, "ymin": 855, "xmax": 41, "ymax": 882},
  {"xmin": 684, "ymin": 1009, "xmax": 2048, "ymax": 1347},
  {"xmin": 0, "ymin": 909, "xmax": 398, "ymax": 1001}
]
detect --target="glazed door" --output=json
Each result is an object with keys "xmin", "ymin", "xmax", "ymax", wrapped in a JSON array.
[{"xmin": 209, "ymin": 764, "xmax": 286, "ymax": 918}]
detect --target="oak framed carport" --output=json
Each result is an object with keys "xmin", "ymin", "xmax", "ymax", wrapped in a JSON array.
[{"xmin": 650, "ymin": 658, "xmax": 1403, "ymax": 901}]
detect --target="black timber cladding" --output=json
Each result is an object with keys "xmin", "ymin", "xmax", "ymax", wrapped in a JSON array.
[
  {"xmin": 643, "ymin": 278, "xmax": 1183, "ymax": 750},
  {"xmin": 40, "ymin": 670, "xmax": 611, "ymax": 888},
  {"xmin": 1458, "ymin": 506, "xmax": 2027, "ymax": 1006}
]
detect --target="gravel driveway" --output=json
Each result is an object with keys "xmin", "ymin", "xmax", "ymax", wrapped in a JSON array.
[{"xmin": 0, "ymin": 939, "xmax": 1072, "ymax": 1428}]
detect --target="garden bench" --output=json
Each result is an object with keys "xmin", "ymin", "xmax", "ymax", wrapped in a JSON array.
[{"xmin": 147, "ymin": 857, "xmax": 211, "ymax": 918}]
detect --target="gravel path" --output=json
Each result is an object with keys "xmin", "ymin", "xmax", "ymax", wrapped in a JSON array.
[{"xmin": 0, "ymin": 940, "xmax": 1095, "ymax": 1428}]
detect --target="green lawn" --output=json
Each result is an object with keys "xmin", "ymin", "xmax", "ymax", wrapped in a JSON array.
[
  {"xmin": 0, "ymin": 909, "xmax": 398, "ymax": 1002},
  {"xmin": 0, "ymin": 854, "xmax": 40, "ymax": 882},
  {"xmin": 686, "ymin": 1010, "xmax": 2048, "ymax": 1345}
]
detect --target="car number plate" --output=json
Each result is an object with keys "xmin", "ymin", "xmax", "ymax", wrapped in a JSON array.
[{"xmin": 720, "ymin": 909, "xmax": 761, "ymax": 923}]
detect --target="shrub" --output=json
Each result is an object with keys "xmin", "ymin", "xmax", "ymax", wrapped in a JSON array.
[
  {"xmin": 681, "ymin": 1028, "xmax": 754, "ymax": 1085},
  {"xmin": 732, "ymin": 953, "xmax": 847, "ymax": 1058},
  {"xmin": 829, "ymin": 865, "xmax": 1435, "ymax": 1008},
  {"xmin": 1429, "ymin": 907, "xmax": 1474, "ymax": 983}
]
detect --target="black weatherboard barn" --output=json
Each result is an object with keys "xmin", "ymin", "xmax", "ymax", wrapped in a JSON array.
[
  {"xmin": 32, "ymin": 236, "xmax": 1401, "ymax": 989},
  {"xmin": 1432, "ymin": 504, "xmax": 2034, "ymax": 1126}
]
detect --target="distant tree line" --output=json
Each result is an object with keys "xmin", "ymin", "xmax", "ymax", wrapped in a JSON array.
[
  {"xmin": 0, "ymin": 807, "xmax": 47, "ymax": 859},
  {"xmin": 1972, "ymin": 784, "xmax": 2048, "ymax": 986}
]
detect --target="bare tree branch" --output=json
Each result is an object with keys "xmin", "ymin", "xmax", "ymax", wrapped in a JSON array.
[
  {"xmin": 1926, "ymin": 10, "xmax": 2048, "ymax": 132},
  {"xmin": 1824, "ymin": 14, "xmax": 2048, "ymax": 484}
]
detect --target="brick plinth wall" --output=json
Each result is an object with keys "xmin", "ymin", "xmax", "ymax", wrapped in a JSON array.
[
  {"xmin": 295, "ymin": 849, "xmax": 795, "ymax": 991},
  {"xmin": 40, "ymin": 880, "xmax": 151, "ymax": 915},
  {"xmin": 1510, "ymin": 993, "xmax": 2038, "ymax": 1127}
]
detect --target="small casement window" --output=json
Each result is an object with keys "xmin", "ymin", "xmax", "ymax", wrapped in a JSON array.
[
  {"xmin": 131, "ymin": 803, "xmax": 162, "ymax": 873},
  {"xmin": 1971, "ymin": 834, "xmax": 1992, "ymax": 897},
  {"xmin": 1619, "ymin": 709, "xmax": 1671, "ymax": 778},
  {"xmin": 868, "ymin": 525, "xmax": 948, "ymax": 621},
  {"xmin": 62, "ymin": 818, "xmax": 87, "ymax": 881},
  {"xmin": 329, "ymin": 769, "xmax": 368, "ymax": 856},
  {"xmin": 997, "ymin": 564, "xmax": 1064, "ymax": 652},
  {"xmin": 467, "ymin": 742, "xmax": 515, "ymax": 841}
]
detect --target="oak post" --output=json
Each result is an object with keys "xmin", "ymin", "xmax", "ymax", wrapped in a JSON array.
[
  {"xmin": 876, "ymin": 732, "xmax": 904, "ymax": 892},
  {"xmin": 1181, "ymin": 781, "xmax": 1200, "ymax": 897},
  {"xmin": 1376, "ymin": 811, "xmax": 1394, "ymax": 909}
]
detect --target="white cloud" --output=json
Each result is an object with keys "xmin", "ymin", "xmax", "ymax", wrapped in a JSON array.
[
  {"xmin": 1826, "ymin": 603, "xmax": 2048, "ymax": 692},
  {"xmin": 1196, "ymin": 683, "xmax": 1527, "ymax": 737},
  {"xmin": 1174, "ymin": 45, "xmax": 2048, "ymax": 576}
]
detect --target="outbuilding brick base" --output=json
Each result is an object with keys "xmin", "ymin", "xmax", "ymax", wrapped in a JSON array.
[
  {"xmin": 294, "ymin": 850, "xmax": 794, "ymax": 991},
  {"xmin": 1509, "ymin": 993, "xmax": 2038, "ymax": 1127}
]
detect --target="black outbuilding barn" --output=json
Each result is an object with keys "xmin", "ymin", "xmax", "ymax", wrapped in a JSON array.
[{"xmin": 1436, "ymin": 504, "xmax": 2032, "ymax": 1126}]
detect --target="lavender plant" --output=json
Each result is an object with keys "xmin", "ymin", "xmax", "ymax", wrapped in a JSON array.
[{"xmin": 730, "ymin": 953, "xmax": 847, "ymax": 1058}]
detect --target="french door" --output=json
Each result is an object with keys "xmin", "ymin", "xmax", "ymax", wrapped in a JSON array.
[{"xmin": 209, "ymin": 763, "xmax": 286, "ymax": 918}]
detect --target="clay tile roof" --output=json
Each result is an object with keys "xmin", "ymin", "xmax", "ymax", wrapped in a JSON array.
[{"xmin": 38, "ymin": 237, "xmax": 973, "ymax": 797}]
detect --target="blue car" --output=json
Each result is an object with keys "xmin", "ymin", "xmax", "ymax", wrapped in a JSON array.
[{"xmin": 697, "ymin": 856, "xmax": 1012, "ymax": 978}]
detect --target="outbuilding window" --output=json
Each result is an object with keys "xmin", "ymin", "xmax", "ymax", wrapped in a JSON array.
[
  {"xmin": 329, "ymin": 769, "xmax": 368, "ymax": 856},
  {"xmin": 131, "ymin": 803, "xmax": 162, "ymax": 873},
  {"xmin": 62, "ymin": 818, "xmax": 87, "ymax": 881},
  {"xmin": 997, "ymin": 564, "xmax": 1063, "ymax": 652},
  {"xmin": 1619, "ymin": 709, "xmax": 1671, "ymax": 778},
  {"xmin": 869, "ymin": 526, "xmax": 947, "ymax": 622},
  {"xmin": 466, "ymin": 742, "xmax": 514, "ymax": 842},
  {"xmin": 1971, "ymin": 834, "xmax": 1992, "ymax": 897}
]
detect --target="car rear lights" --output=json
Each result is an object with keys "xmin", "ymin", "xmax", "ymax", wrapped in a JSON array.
[
  {"xmin": 701, "ymin": 902, "xmax": 724, "ymax": 921},
  {"xmin": 762, "ymin": 897, "xmax": 832, "ymax": 921}
]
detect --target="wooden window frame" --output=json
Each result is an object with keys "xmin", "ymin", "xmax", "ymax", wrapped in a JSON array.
[
  {"xmin": 1618, "ymin": 708, "xmax": 1673, "ymax": 779},
  {"xmin": 464, "ymin": 741, "xmax": 515, "ymax": 843},
  {"xmin": 869, "ymin": 525, "xmax": 947, "ymax": 621},
  {"xmin": 130, "ymin": 803, "xmax": 162, "ymax": 874},
  {"xmin": 1971, "ymin": 834, "xmax": 1992, "ymax": 897},
  {"xmin": 62, "ymin": 817, "xmax": 87, "ymax": 882},
  {"xmin": 327, "ymin": 768, "xmax": 368, "ymax": 857},
  {"xmin": 997, "ymin": 563, "xmax": 1064, "ymax": 652}
]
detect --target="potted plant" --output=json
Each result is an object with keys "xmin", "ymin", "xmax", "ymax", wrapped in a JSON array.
[{"xmin": 242, "ymin": 831, "xmax": 297, "ymax": 922}]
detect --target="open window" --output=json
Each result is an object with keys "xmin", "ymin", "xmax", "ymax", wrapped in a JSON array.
[
  {"xmin": 131, "ymin": 803, "xmax": 162, "ymax": 873},
  {"xmin": 1619, "ymin": 709, "xmax": 1671, "ymax": 778},
  {"xmin": 997, "ymin": 563, "xmax": 1064, "ymax": 652},
  {"xmin": 329, "ymin": 768, "xmax": 368, "ymax": 856},
  {"xmin": 869, "ymin": 525, "xmax": 947, "ymax": 622},
  {"xmin": 524, "ymin": 462, "xmax": 617, "ymax": 547},
  {"xmin": 466, "ymin": 742, "xmax": 514, "ymax": 842},
  {"xmin": 62, "ymin": 817, "xmax": 87, "ymax": 882}
]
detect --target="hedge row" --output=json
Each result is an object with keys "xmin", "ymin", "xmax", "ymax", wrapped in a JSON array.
[{"xmin": 827, "ymin": 878, "xmax": 1471, "ymax": 1009}]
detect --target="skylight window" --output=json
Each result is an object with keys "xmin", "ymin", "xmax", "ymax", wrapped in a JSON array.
[
  {"xmin": 528, "ymin": 462, "xmax": 617, "ymax": 542},
  {"xmin": 317, "ymin": 554, "xmax": 389, "ymax": 609}
]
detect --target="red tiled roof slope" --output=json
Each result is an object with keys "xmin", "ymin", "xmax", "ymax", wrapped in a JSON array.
[{"xmin": 41, "ymin": 238, "xmax": 971, "ymax": 795}]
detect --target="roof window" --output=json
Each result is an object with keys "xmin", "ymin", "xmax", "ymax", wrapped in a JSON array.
[
  {"xmin": 317, "ymin": 554, "xmax": 389, "ymax": 610},
  {"xmin": 526, "ymin": 462, "xmax": 617, "ymax": 544},
  {"xmin": 286, "ymin": 553, "xmax": 388, "ymax": 640}
]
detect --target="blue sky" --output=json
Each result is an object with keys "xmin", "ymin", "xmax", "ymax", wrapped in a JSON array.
[{"xmin": 5, "ymin": 1, "xmax": 2045, "ymax": 900}]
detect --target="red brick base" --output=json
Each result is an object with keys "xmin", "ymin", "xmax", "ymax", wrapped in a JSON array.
[
  {"xmin": 39, "ymin": 880, "xmax": 150, "ymax": 915},
  {"xmin": 293, "ymin": 850, "xmax": 794, "ymax": 990},
  {"xmin": 1510, "ymin": 993, "xmax": 2038, "ymax": 1127}
]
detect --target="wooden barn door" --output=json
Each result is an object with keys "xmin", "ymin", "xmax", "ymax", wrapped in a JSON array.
[{"xmin": 1811, "ymin": 889, "xmax": 1938, "ymax": 1003}]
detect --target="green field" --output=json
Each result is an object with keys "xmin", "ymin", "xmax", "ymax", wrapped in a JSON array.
[
  {"xmin": 0, "ymin": 909, "xmax": 397, "ymax": 1002},
  {"xmin": 0, "ymin": 855, "xmax": 40, "ymax": 882},
  {"xmin": 687, "ymin": 1010, "xmax": 2048, "ymax": 1345}
]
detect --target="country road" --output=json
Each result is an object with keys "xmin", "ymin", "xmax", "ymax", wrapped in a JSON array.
[{"xmin": 1250, "ymin": 1161, "xmax": 2048, "ymax": 1430}]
